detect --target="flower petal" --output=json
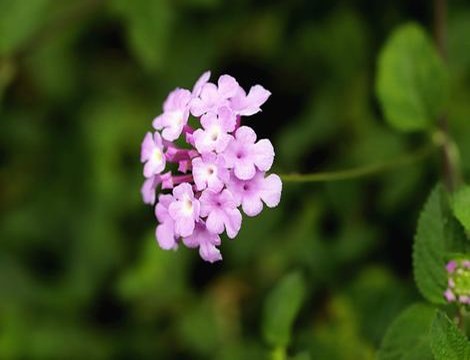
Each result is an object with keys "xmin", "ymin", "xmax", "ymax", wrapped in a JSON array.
[{"xmin": 260, "ymin": 174, "xmax": 282, "ymax": 208}]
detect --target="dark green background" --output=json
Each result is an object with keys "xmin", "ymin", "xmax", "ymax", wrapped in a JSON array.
[{"xmin": 1, "ymin": 0, "xmax": 469, "ymax": 358}]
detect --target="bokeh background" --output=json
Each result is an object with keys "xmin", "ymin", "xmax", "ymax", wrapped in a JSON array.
[{"xmin": 1, "ymin": 0, "xmax": 470, "ymax": 358}]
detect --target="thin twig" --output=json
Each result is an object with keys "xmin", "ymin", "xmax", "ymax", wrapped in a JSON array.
[
  {"xmin": 434, "ymin": 0, "xmax": 462, "ymax": 191},
  {"xmin": 280, "ymin": 141, "xmax": 439, "ymax": 183}
]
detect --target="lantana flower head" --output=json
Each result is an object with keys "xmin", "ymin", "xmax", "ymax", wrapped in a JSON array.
[
  {"xmin": 140, "ymin": 71, "xmax": 281, "ymax": 262},
  {"xmin": 444, "ymin": 259, "xmax": 470, "ymax": 304}
]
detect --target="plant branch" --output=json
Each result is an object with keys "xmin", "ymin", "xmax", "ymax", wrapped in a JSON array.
[
  {"xmin": 434, "ymin": 0, "xmax": 463, "ymax": 191},
  {"xmin": 280, "ymin": 140, "xmax": 440, "ymax": 183}
]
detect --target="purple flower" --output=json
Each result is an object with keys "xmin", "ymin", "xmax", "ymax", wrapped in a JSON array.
[
  {"xmin": 153, "ymin": 88, "xmax": 192, "ymax": 141},
  {"xmin": 230, "ymin": 84, "xmax": 271, "ymax": 116},
  {"xmin": 190, "ymin": 75, "xmax": 240, "ymax": 117},
  {"xmin": 193, "ymin": 107, "xmax": 235, "ymax": 154},
  {"xmin": 227, "ymin": 171, "xmax": 282, "ymax": 216},
  {"xmin": 446, "ymin": 260, "xmax": 457, "ymax": 273},
  {"xmin": 444, "ymin": 259, "xmax": 470, "ymax": 304},
  {"xmin": 200, "ymin": 189, "xmax": 242, "ymax": 239},
  {"xmin": 223, "ymin": 126, "xmax": 274, "ymax": 180},
  {"xmin": 444, "ymin": 289, "xmax": 456, "ymax": 302},
  {"xmin": 459, "ymin": 295, "xmax": 470, "ymax": 304},
  {"xmin": 141, "ymin": 132, "xmax": 166, "ymax": 178},
  {"xmin": 141, "ymin": 71, "xmax": 281, "ymax": 262},
  {"xmin": 192, "ymin": 153, "xmax": 229, "ymax": 192},
  {"xmin": 183, "ymin": 222, "xmax": 222, "ymax": 263},
  {"xmin": 168, "ymin": 183, "xmax": 201, "ymax": 237},
  {"xmin": 155, "ymin": 194, "xmax": 178, "ymax": 250}
]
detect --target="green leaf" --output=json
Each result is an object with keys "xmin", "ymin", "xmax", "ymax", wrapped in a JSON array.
[
  {"xmin": 376, "ymin": 23, "xmax": 448, "ymax": 131},
  {"xmin": 0, "ymin": 0, "xmax": 50, "ymax": 55},
  {"xmin": 413, "ymin": 185, "xmax": 448, "ymax": 304},
  {"xmin": 110, "ymin": 0, "xmax": 173, "ymax": 70},
  {"xmin": 262, "ymin": 272, "xmax": 306, "ymax": 348},
  {"xmin": 377, "ymin": 303, "xmax": 435, "ymax": 360},
  {"xmin": 452, "ymin": 186, "xmax": 470, "ymax": 232},
  {"xmin": 430, "ymin": 311, "xmax": 470, "ymax": 360}
]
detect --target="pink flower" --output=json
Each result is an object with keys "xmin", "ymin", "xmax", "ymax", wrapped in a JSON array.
[
  {"xmin": 446, "ymin": 260, "xmax": 457, "ymax": 273},
  {"xmin": 227, "ymin": 171, "xmax": 282, "ymax": 216},
  {"xmin": 444, "ymin": 259, "xmax": 470, "ymax": 304},
  {"xmin": 153, "ymin": 88, "xmax": 192, "ymax": 141},
  {"xmin": 168, "ymin": 183, "xmax": 200, "ymax": 237},
  {"xmin": 193, "ymin": 107, "xmax": 235, "ymax": 154},
  {"xmin": 141, "ymin": 132, "xmax": 166, "ymax": 178},
  {"xmin": 192, "ymin": 153, "xmax": 229, "ymax": 192},
  {"xmin": 230, "ymin": 84, "xmax": 271, "ymax": 116},
  {"xmin": 444, "ymin": 289, "xmax": 456, "ymax": 302},
  {"xmin": 190, "ymin": 75, "xmax": 240, "ymax": 116},
  {"xmin": 223, "ymin": 126, "xmax": 274, "ymax": 180},
  {"xmin": 183, "ymin": 222, "xmax": 222, "ymax": 263},
  {"xmin": 200, "ymin": 189, "xmax": 242, "ymax": 239},
  {"xmin": 141, "ymin": 71, "xmax": 281, "ymax": 262}
]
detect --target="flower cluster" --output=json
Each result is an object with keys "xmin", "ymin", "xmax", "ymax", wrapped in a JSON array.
[
  {"xmin": 444, "ymin": 259, "xmax": 470, "ymax": 304},
  {"xmin": 140, "ymin": 71, "xmax": 282, "ymax": 262}
]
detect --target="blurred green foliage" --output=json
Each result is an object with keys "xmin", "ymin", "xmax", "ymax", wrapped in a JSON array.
[{"xmin": 1, "ymin": 0, "xmax": 470, "ymax": 359}]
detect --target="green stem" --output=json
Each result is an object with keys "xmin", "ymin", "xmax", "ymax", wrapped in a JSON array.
[
  {"xmin": 280, "ymin": 140, "xmax": 440, "ymax": 183},
  {"xmin": 433, "ymin": 0, "xmax": 463, "ymax": 191},
  {"xmin": 271, "ymin": 346, "xmax": 287, "ymax": 360}
]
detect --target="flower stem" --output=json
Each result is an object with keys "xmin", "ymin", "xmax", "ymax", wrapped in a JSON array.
[
  {"xmin": 434, "ymin": 0, "xmax": 463, "ymax": 192},
  {"xmin": 280, "ymin": 139, "xmax": 440, "ymax": 183}
]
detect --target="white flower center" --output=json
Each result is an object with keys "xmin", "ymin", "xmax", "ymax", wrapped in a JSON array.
[
  {"xmin": 168, "ymin": 110, "xmax": 184, "ymax": 127},
  {"xmin": 181, "ymin": 196, "xmax": 194, "ymax": 216},
  {"xmin": 152, "ymin": 148, "xmax": 163, "ymax": 164},
  {"xmin": 208, "ymin": 125, "xmax": 220, "ymax": 142}
]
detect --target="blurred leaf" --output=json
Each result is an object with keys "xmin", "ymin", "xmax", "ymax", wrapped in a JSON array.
[
  {"xmin": 278, "ymin": 91, "xmax": 340, "ymax": 170},
  {"xmin": 118, "ymin": 232, "xmax": 190, "ymax": 314},
  {"xmin": 0, "ymin": 57, "xmax": 15, "ymax": 102},
  {"xmin": 377, "ymin": 303, "xmax": 435, "ymax": 360},
  {"xmin": 262, "ymin": 271, "xmax": 306, "ymax": 348},
  {"xmin": 178, "ymin": 296, "xmax": 220, "ymax": 356},
  {"xmin": 110, "ymin": 0, "xmax": 173, "ymax": 70},
  {"xmin": 346, "ymin": 266, "xmax": 415, "ymax": 346},
  {"xmin": 291, "ymin": 351, "xmax": 311, "ymax": 360},
  {"xmin": 376, "ymin": 23, "xmax": 448, "ymax": 131},
  {"xmin": 413, "ymin": 185, "xmax": 447, "ymax": 304},
  {"xmin": 180, "ymin": 0, "xmax": 220, "ymax": 9},
  {"xmin": 430, "ymin": 311, "xmax": 470, "ymax": 360},
  {"xmin": 0, "ymin": 0, "xmax": 50, "ymax": 55},
  {"xmin": 448, "ymin": 11, "xmax": 470, "ymax": 77},
  {"xmin": 445, "ymin": 210, "xmax": 470, "ymax": 254},
  {"xmin": 452, "ymin": 185, "xmax": 470, "ymax": 232},
  {"xmin": 309, "ymin": 296, "xmax": 375, "ymax": 360}
]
